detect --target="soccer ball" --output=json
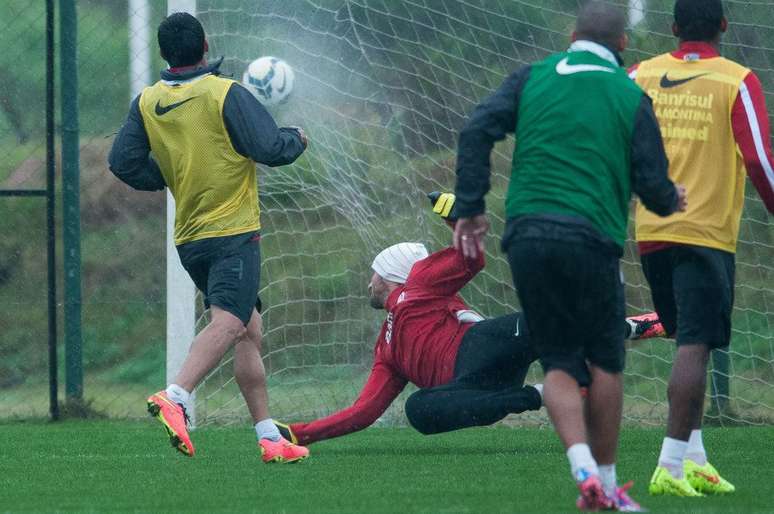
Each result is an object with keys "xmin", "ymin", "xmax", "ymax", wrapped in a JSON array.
[{"xmin": 242, "ymin": 56, "xmax": 295, "ymax": 107}]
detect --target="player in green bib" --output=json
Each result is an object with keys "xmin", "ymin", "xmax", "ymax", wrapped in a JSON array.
[{"xmin": 452, "ymin": 2, "xmax": 685, "ymax": 511}]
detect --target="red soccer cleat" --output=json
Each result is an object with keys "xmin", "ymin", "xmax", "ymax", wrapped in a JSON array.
[
  {"xmin": 626, "ymin": 312, "xmax": 667, "ymax": 340},
  {"xmin": 613, "ymin": 481, "xmax": 647, "ymax": 512},
  {"xmin": 576, "ymin": 474, "xmax": 615, "ymax": 511},
  {"xmin": 259, "ymin": 437, "xmax": 309, "ymax": 464},
  {"xmin": 147, "ymin": 391, "xmax": 195, "ymax": 457}
]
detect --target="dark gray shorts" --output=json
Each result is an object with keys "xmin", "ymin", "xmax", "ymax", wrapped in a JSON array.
[
  {"xmin": 176, "ymin": 231, "xmax": 261, "ymax": 326},
  {"xmin": 503, "ymin": 217, "xmax": 626, "ymax": 386},
  {"xmin": 641, "ymin": 245, "xmax": 734, "ymax": 349}
]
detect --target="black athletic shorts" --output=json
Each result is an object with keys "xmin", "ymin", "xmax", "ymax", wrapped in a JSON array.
[
  {"xmin": 454, "ymin": 313, "xmax": 536, "ymax": 388},
  {"xmin": 176, "ymin": 231, "xmax": 262, "ymax": 326},
  {"xmin": 640, "ymin": 245, "xmax": 734, "ymax": 349},
  {"xmin": 503, "ymin": 216, "xmax": 626, "ymax": 386}
]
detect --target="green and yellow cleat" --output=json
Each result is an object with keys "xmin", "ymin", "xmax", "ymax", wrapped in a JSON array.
[
  {"xmin": 648, "ymin": 466, "xmax": 704, "ymax": 497},
  {"xmin": 684, "ymin": 460, "xmax": 735, "ymax": 495}
]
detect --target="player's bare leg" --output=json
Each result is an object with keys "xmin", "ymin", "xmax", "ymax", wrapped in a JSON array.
[
  {"xmin": 585, "ymin": 366, "xmax": 622, "ymax": 466},
  {"xmin": 544, "ymin": 369, "xmax": 612, "ymax": 511},
  {"xmin": 666, "ymin": 344, "xmax": 710, "ymax": 442},
  {"xmin": 147, "ymin": 306, "xmax": 245, "ymax": 456},
  {"xmin": 234, "ymin": 308, "xmax": 309, "ymax": 463},
  {"xmin": 234, "ymin": 309, "xmax": 270, "ymax": 423},
  {"xmin": 544, "ymin": 370, "xmax": 587, "ymax": 450},
  {"xmin": 175, "ymin": 306, "xmax": 247, "ymax": 391},
  {"xmin": 649, "ymin": 344, "xmax": 710, "ymax": 496},
  {"xmin": 584, "ymin": 367, "xmax": 643, "ymax": 510}
]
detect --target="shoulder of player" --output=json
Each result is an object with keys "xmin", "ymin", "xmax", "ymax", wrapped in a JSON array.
[{"xmin": 715, "ymin": 56, "xmax": 752, "ymax": 79}]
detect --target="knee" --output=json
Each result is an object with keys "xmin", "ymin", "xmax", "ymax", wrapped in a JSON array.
[
  {"xmin": 212, "ymin": 315, "xmax": 247, "ymax": 343},
  {"xmin": 404, "ymin": 393, "xmax": 436, "ymax": 435},
  {"xmin": 243, "ymin": 311, "xmax": 263, "ymax": 349}
]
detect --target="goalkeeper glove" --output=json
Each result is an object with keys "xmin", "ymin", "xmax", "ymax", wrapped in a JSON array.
[
  {"xmin": 427, "ymin": 191, "xmax": 458, "ymax": 222},
  {"xmin": 274, "ymin": 420, "xmax": 299, "ymax": 444}
]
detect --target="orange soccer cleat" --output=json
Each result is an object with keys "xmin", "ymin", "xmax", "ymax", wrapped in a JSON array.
[
  {"xmin": 626, "ymin": 312, "xmax": 667, "ymax": 340},
  {"xmin": 259, "ymin": 437, "xmax": 309, "ymax": 464},
  {"xmin": 147, "ymin": 391, "xmax": 195, "ymax": 457},
  {"xmin": 575, "ymin": 473, "xmax": 615, "ymax": 511}
]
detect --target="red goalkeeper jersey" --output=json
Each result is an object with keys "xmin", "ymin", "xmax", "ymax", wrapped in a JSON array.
[{"xmin": 291, "ymin": 247, "xmax": 485, "ymax": 444}]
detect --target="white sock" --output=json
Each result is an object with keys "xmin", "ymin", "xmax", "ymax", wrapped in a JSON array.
[
  {"xmin": 658, "ymin": 437, "xmax": 688, "ymax": 479},
  {"xmin": 165, "ymin": 384, "xmax": 191, "ymax": 412},
  {"xmin": 685, "ymin": 429, "xmax": 707, "ymax": 465},
  {"xmin": 598, "ymin": 464, "xmax": 617, "ymax": 497},
  {"xmin": 255, "ymin": 418, "xmax": 281, "ymax": 442},
  {"xmin": 567, "ymin": 443, "xmax": 599, "ymax": 482}
]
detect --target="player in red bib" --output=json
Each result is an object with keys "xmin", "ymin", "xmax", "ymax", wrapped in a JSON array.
[{"xmin": 276, "ymin": 194, "xmax": 664, "ymax": 445}]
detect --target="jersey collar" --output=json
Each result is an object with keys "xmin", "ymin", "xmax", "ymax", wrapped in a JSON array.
[
  {"xmin": 160, "ymin": 56, "xmax": 224, "ymax": 84},
  {"xmin": 672, "ymin": 41, "xmax": 720, "ymax": 60},
  {"xmin": 568, "ymin": 40, "xmax": 623, "ymax": 67}
]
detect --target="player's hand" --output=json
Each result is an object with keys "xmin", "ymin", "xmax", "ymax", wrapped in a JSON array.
[
  {"xmin": 274, "ymin": 420, "xmax": 299, "ymax": 444},
  {"xmin": 288, "ymin": 126, "xmax": 308, "ymax": 148},
  {"xmin": 675, "ymin": 183, "xmax": 687, "ymax": 212},
  {"xmin": 453, "ymin": 215, "xmax": 489, "ymax": 259}
]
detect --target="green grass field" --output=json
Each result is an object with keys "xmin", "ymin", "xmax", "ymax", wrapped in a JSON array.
[{"xmin": 1, "ymin": 421, "xmax": 772, "ymax": 514}]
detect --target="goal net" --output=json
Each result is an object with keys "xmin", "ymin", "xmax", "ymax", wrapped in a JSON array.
[{"xmin": 181, "ymin": 0, "xmax": 773, "ymax": 427}]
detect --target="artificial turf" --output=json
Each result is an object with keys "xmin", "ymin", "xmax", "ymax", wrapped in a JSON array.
[{"xmin": 1, "ymin": 421, "xmax": 771, "ymax": 513}]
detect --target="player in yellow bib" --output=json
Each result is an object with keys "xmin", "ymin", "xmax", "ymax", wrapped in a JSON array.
[
  {"xmin": 630, "ymin": 0, "xmax": 774, "ymax": 497},
  {"xmin": 109, "ymin": 13, "xmax": 309, "ymax": 463}
]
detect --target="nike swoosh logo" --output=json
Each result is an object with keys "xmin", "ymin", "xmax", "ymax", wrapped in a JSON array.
[
  {"xmin": 555, "ymin": 57, "xmax": 614, "ymax": 75},
  {"xmin": 659, "ymin": 73, "xmax": 710, "ymax": 89},
  {"xmin": 694, "ymin": 471, "xmax": 720, "ymax": 484},
  {"xmin": 154, "ymin": 96, "xmax": 197, "ymax": 116},
  {"xmin": 276, "ymin": 71, "xmax": 287, "ymax": 94},
  {"xmin": 514, "ymin": 317, "xmax": 520, "ymax": 337}
]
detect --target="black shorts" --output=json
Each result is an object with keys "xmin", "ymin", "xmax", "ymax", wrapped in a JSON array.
[
  {"xmin": 454, "ymin": 313, "xmax": 536, "ymax": 388},
  {"xmin": 504, "ymin": 218, "xmax": 626, "ymax": 385},
  {"xmin": 640, "ymin": 245, "xmax": 734, "ymax": 349},
  {"xmin": 176, "ymin": 231, "xmax": 262, "ymax": 326}
]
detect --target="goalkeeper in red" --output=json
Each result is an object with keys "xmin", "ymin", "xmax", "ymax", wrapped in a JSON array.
[
  {"xmin": 277, "ymin": 194, "xmax": 664, "ymax": 445},
  {"xmin": 630, "ymin": 0, "xmax": 774, "ymax": 497},
  {"xmin": 108, "ymin": 13, "xmax": 308, "ymax": 462}
]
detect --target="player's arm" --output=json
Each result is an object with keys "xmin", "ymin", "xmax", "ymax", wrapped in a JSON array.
[
  {"xmin": 454, "ymin": 66, "xmax": 531, "ymax": 218},
  {"xmin": 222, "ymin": 83, "xmax": 306, "ymax": 167},
  {"xmin": 284, "ymin": 361, "xmax": 407, "ymax": 445},
  {"xmin": 408, "ymin": 246, "xmax": 484, "ymax": 297},
  {"xmin": 107, "ymin": 95, "xmax": 166, "ymax": 191},
  {"xmin": 732, "ymin": 71, "xmax": 774, "ymax": 214},
  {"xmin": 630, "ymin": 94, "xmax": 683, "ymax": 216}
]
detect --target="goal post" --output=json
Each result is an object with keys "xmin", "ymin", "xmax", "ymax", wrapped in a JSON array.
[{"xmin": 165, "ymin": 0, "xmax": 198, "ymax": 426}]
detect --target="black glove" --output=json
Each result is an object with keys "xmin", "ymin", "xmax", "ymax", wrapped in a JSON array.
[{"xmin": 427, "ymin": 191, "xmax": 459, "ymax": 222}]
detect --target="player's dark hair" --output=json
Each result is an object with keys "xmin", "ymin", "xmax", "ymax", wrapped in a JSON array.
[
  {"xmin": 674, "ymin": 0, "xmax": 724, "ymax": 42},
  {"xmin": 575, "ymin": 1, "xmax": 626, "ymax": 50},
  {"xmin": 158, "ymin": 12, "xmax": 205, "ymax": 68}
]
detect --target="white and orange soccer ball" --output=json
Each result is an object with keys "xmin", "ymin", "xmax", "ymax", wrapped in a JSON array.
[{"xmin": 242, "ymin": 56, "xmax": 295, "ymax": 107}]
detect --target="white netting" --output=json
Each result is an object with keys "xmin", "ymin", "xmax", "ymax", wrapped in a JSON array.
[{"xmin": 190, "ymin": 0, "xmax": 774, "ymax": 427}]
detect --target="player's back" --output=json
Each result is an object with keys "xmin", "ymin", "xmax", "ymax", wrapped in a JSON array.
[
  {"xmin": 633, "ymin": 52, "xmax": 751, "ymax": 252},
  {"xmin": 507, "ymin": 44, "xmax": 645, "ymax": 248},
  {"xmin": 139, "ymin": 75, "xmax": 258, "ymax": 245}
]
